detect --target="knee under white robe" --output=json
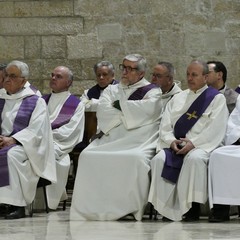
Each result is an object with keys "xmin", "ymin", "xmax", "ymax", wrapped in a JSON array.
[
  {"xmin": 208, "ymin": 146, "xmax": 240, "ymax": 208},
  {"xmin": 46, "ymin": 91, "xmax": 85, "ymax": 210},
  {"xmin": 0, "ymin": 88, "xmax": 56, "ymax": 207},
  {"xmin": 148, "ymin": 86, "xmax": 229, "ymax": 221},
  {"xmin": 149, "ymin": 149, "xmax": 209, "ymax": 221},
  {"xmin": 208, "ymin": 96, "xmax": 240, "ymax": 208},
  {"xmin": 70, "ymin": 78, "xmax": 162, "ymax": 221}
]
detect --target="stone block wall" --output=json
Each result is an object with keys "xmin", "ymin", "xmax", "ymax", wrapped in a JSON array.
[{"xmin": 0, "ymin": 0, "xmax": 240, "ymax": 95}]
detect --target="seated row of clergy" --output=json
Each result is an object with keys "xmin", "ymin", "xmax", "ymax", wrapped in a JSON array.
[
  {"xmin": 77, "ymin": 58, "xmax": 238, "ymax": 222},
  {"xmin": 0, "ymin": 61, "xmax": 84, "ymax": 219},
  {"xmin": 0, "ymin": 57, "xmax": 178, "ymax": 220},
  {"xmin": 0, "ymin": 57, "xmax": 237, "ymax": 221},
  {"xmin": 71, "ymin": 56, "xmax": 240, "ymax": 223}
]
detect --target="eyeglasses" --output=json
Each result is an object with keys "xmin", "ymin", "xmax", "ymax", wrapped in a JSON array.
[
  {"xmin": 5, "ymin": 73, "xmax": 24, "ymax": 80},
  {"xmin": 152, "ymin": 73, "xmax": 169, "ymax": 79},
  {"xmin": 119, "ymin": 64, "xmax": 138, "ymax": 73}
]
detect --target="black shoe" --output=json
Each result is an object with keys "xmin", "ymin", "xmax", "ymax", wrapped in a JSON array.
[
  {"xmin": 208, "ymin": 214, "xmax": 229, "ymax": 223},
  {"xmin": 182, "ymin": 202, "xmax": 200, "ymax": 222},
  {"xmin": 0, "ymin": 204, "xmax": 8, "ymax": 217},
  {"xmin": 208, "ymin": 204, "xmax": 230, "ymax": 223},
  {"xmin": 182, "ymin": 215, "xmax": 199, "ymax": 222},
  {"xmin": 5, "ymin": 206, "xmax": 25, "ymax": 220}
]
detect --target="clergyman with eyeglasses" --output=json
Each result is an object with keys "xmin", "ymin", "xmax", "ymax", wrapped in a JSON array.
[
  {"xmin": 70, "ymin": 53, "xmax": 162, "ymax": 221},
  {"xmin": 151, "ymin": 61, "xmax": 182, "ymax": 110},
  {"xmin": 0, "ymin": 60, "xmax": 56, "ymax": 219}
]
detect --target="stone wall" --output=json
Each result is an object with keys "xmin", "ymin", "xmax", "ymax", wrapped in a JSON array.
[{"xmin": 0, "ymin": 0, "xmax": 240, "ymax": 95}]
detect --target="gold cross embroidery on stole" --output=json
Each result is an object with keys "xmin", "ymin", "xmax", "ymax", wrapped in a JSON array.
[{"xmin": 186, "ymin": 111, "xmax": 198, "ymax": 120}]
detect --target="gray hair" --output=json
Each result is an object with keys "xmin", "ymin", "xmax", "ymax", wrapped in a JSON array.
[
  {"xmin": 66, "ymin": 67, "xmax": 73, "ymax": 81},
  {"xmin": 93, "ymin": 61, "xmax": 115, "ymax": 74},
  {"xmin": 191, "ymin": 60, "xmax": 209, "ymax": 75},
  {"xmin": 157, "ymin": 61, "xmax": 175, "ymax": 78},
  {"xmin": 124, "ymin": 54, "xmax": 147, "ymax": 72},
  {"xmin": 7, "ymin": 60, "xmax": 29, "ymax": 79}
]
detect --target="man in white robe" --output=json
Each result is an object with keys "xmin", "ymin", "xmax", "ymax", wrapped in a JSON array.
[
  {"xmin": 148, "ymin": 60, "xmax": 228, "ymax": 221},
  {"xmin": 208, "ymin": 96, "xmax": 240, "ymax": 222},
  {"xmin": 70, "ymin": 54, "xmax": 162, "ymax": 221},
  {"xmin": 151, "ymin": 61, "xmax": 182, "ymax": 110},
  {"xmin": 80, "ymin": 61, "xmax": 118, "ymax": 112},
  {"xmin": 0, "ymin": 60, "xmax": 56, "ymax": 219},
  {"xmin": 43, "ymin": 66, "xmax": 85, "ymax": 210},
  {"xmin": 79, "ymin": 61, "xmax": 118, "ymax": 154}
]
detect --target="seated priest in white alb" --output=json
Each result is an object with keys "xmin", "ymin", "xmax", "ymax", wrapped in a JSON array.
[
  {"xmin": 70, "ymin": 53, "xmax": 162, "ymax": 221},
  {"xmin": 148, "ymin": 60, "xmax": 228, "ymax": 222},
  {"xmin": 42, "ymin": 66, "xmax": 85, "ymax": 210},
  {"xmin": 208, "ymin": 96, "xmax": 240, "ymax": 222},
  {"xmin": 0, "ymin": 60, "xmax": 56, "ymax": 219}
]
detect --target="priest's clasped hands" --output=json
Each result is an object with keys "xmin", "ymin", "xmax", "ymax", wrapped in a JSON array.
[
  {"xmin": 170, "ymin": 138, "xmax": 195, "ymax": 155},
  {"xmin": 0, "ymin": 136, "xmax": 17, "ymax": 149}
]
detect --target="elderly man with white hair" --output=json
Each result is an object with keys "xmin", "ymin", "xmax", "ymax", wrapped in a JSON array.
[
  {"xmin": 0, "ymin": 60, "xmax": 56, "ymax": 219},
  {"xmin": 70, "ymin": 53, "xmax": 162, "ymax": 221}
]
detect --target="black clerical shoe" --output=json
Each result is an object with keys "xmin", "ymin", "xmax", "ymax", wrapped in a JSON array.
[
  {"xmin": 208, "ymin": 214, "xmax": 229, "ymax": 223},
  {"xmin": 5, "ymin": 206, "xmax": 25, "ymax": 220},
  {"xmin": 182, "ymin": 202, "xmax": 200, "ymax": 222},
  {"xmin": 0, "ymin": 204, "xmax": 8, "ymax": 217},
  {"xmin": 208, "ymin": 204, "xmax": 230, "ymax": 223}
]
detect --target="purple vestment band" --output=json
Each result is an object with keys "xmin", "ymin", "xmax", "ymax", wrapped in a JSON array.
[
  {"xmin": 235, "ymin": 86, "xmax": 240, "ymax": 94},
  {"xmin": 43, "ymin": 94, "xmax": 80, "ymax": 130},
  {"xmin": 29, "ymin": 84, "xmax": 38, "ymax": 94},
  {"xmin": 87, "ymin": 80, "xmax": 119, "ymax": 100},
  {"xmin": 0, "ymin": 95, "xmax": 39, "ymax": 187},
  {"xmin": 161, "ymin": 87, "xmax": 219, "ymax": 184},
  {"xmin": 128, "ymin": 83, "xmax": 157, "ymax": 100},
  {"xmin": 11, "ymin": 95, "xmax": 39, "ymax": 135},
  {"xmin": 0, "ymin": 145, "xmax": 16, "ymax": 187}
]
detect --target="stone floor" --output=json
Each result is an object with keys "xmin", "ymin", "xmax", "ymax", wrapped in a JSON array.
[
  {"xmin": 1, "ymin": 174, "xmax": 239, "ymax": 240},
  {"xmin": 0, "ymin": 204, "xmax": 240, "ymax": 240}
]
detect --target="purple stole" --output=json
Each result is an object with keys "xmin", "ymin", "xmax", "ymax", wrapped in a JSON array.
[
  {"xmin": 128, "ymin": 83, "xmax": 157, "ymax": 100},
  {"xmin": 87, "ymin": 80, "xmax": 119, "ymax": 100},
  {"xmin": 43, "ymin": 94, "xmax": 80, "ymax": 130},
  {"xmin": 29, "ymin": 84, "xmax": 38, "ymax": 94},
  {"xmin": 235, "ymin": 86, "xmax": 240, "ymax": 94},
  {"xmin": 0, "ymin": 95, "xmax": 39, "ymax": 187},
  {"xmin": 161, "ymin": 87, "xmax": 219, "ymax": 184}
]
